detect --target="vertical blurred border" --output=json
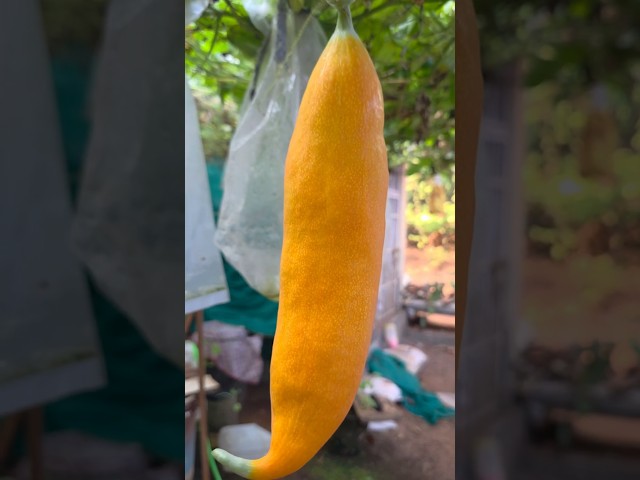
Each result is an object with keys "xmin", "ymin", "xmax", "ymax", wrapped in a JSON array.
[
  {"xmin": 458, "ymin": 1, "xmax": 640, "ymax": 479},
  {"xmin": 0, "ymin": 0, "xmax": 184, "ymax": 477}
]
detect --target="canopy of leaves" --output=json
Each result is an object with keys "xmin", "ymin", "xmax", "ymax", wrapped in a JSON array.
[
  {"xmin": 475, "ymin": 0, "xmax": 640, "ymax": 93},
  {"xmin": 475, "ymin": 1, "xmax": 640, "ymax": 260},
  {"xmin": 185, "ymin": 0, "xmax": 454, "ymax": 175}
]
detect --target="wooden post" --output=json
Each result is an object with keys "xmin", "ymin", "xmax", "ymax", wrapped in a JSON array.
[
  {"xmin": 26, "ymin": 408, "xmax": 44, "ymax": 480},
  {"xmin": 185, "ymin": 312, "xmax": 195, "ymax": 335},
  {"xmin": 0, "ymin": 409, "xmax": 44, "ymax": 480},
  {"xmin": 454, "ymin": 0, "xmax": 483, "ymax": 375},
  {"xmin": 0, "ymin": 413, "xmax": 22, "ymax": 470},
  {"xmin": 196, "ymin": 310, "xmax": 210, "ymax": 480}
]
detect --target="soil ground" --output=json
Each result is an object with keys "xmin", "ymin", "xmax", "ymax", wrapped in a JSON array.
[
  {"xmin": 521, "ymin": 253, "xmax": 640, "ymax": 348},
  {"xmin": 404, "ymin": 246, "xmax": 455, "ymax": 297},
  {"xmin": 406, "ymin": 244, "xmax": 640, "ymax": 349}
]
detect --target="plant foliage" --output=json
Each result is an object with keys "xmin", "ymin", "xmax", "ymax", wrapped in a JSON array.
[
  {"xmin": 185, "ymin": 0, "xmax": 454, "ymax": 171},
  {"xmin": 185, "ymin": 0, "xmax": 455, "ymax": 248}
]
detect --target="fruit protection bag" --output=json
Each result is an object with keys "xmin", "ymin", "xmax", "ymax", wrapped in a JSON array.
[
  {"xmin": 185, "ymin": 0, "xmax": 208, "ymax": 25},
  {"xmin": 214, "ymin": 4, "xmax": 326, "ymax": 300}
]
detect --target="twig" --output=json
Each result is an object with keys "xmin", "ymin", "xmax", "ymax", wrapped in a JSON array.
[
  {"xmin": 201, "ymin": 14, "xmax": 222, "ymax": 69},
  {"xmin": 249, "ymin": 34, "xmax": 271, "ymax": 100},
  {"xmin": 280, "ymin": 3, "xmax": 330, "ymax": 68},
  {"xmin": 221, "ymin": 0, "xmax": 239, "ymax": 15},
  {"xmin": 275, "ymin": 0, "xmax": 288, "ymax": 64},
  {"xmin": 352, "ymin": 0, "xmax": 404, "ymax": 22}
]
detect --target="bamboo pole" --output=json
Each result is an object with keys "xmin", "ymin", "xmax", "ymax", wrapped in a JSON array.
[
  {"xmin": 0, "ymin": 410, "xmax": 44, "ymax": 480},
  {"xmin": 196, "ymin": 310, "xmax": 210, "ymax": 480}
]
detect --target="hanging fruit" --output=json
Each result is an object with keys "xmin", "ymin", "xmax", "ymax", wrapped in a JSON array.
[{"xmin": 212, "ymin": 0, "xmax": 388, "ymax": 477}]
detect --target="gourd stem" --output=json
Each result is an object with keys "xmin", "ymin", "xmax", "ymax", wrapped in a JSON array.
[
  {"xmin": 336, "ymin": 6, "xmax": 354, "ymax": 33},
  {"xmin": 327, "ymin": 0, "xmax": 356, "ymax": 35}
]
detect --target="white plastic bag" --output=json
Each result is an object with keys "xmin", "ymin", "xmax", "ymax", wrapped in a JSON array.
[
  {"xmin": 214, "ymin": 8, "xmax": 326, "ymax": 300},
  {"xmin": 185, "ymin": 0, "xmax": 208, "ymax": 26},
  {"xmin": 185, "ymin": 77, "xmax": 230, "ymax": 313},
  {"xmin": 243, "ymin": 0, "xmax": 275, "ymax": 36}
]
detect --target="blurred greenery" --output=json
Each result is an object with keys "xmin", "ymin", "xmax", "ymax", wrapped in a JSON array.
[
  {"xmin": 475, "ymin": 2, "xmax": 640, "ymax": 360},
  {"xmin": 405, "ymin": 163, "xmax": 454, "ymax": 249},
  {"xmin": 475, "ymin": 0, "xmax": 640, "ymax": 93},
  {"xmin": 186, "ymin": 0, "xmax": 455, "ymax": 248},
  {"xmin": 474, "ymin": 1, "xmax": 640, "ymax": 262},
  {"xmin": 523, "ymin": 82, "xmax": 640, "ymax": 261}
]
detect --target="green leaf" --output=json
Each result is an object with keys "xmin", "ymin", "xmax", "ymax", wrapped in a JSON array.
[{"xmin": 226, "ymin": 25, "xmax": 262, "ymax": 58}]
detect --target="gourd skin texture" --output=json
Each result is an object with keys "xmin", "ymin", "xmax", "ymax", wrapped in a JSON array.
[{"xmin": 213, "ymin": 9, "xmax": 388, "ymax": 480}]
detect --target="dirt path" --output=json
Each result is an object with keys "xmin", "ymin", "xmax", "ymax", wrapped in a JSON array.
[{"xmin": 405, "ymin": 245, "xmax": 455, "ymax": 296}]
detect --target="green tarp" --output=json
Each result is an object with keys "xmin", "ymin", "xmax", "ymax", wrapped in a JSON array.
[{"xmin": 367, "ymin": 348, "xmax": 455, "ymax": 425}]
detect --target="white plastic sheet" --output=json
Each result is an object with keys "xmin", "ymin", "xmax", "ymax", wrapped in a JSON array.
[
  {"xmin": 214, "ymin": 8, "xmax": 326, "ymax": 300},
  {"xmin": 0, "ymin": 0, "xmax": 104, "ymax": 415},
  {"xmin": 185, "ymin": 0, "xmax": 208, "ymax": 26},
  {"xmin": 72, "ymin": 0, "xmax": 212, "ymax": 366},
  {"xmin": 192, "ymin": 321, "xmax": 264, "ymax": 385},
  {"xmin": 185, "ymin": 76, "xmax": 230, "ymax": 313},
  {"xmin": 243, "ymin": 0, "xmax": 275, "ymax": 36},
  {"xmin": 185, "ymin": 0, "xmax": 230, "ymax": 313}
]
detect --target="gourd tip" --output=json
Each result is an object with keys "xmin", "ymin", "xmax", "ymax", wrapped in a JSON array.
[{"xmin": 211, "ymin": 448, "xmax": 253, "ymax": 479}]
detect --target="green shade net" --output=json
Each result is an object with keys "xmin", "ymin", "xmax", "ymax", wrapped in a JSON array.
[
  {"xmin": 367, "ymin": 348, "xmax": 455, "ymax": 424},
  {"xmin": 42, "ymin": 51, "xmax": 183, "ymax": 462},
  {"xmin": 203, "ymin": 164, "xmax": 278, "ymax": 337}
]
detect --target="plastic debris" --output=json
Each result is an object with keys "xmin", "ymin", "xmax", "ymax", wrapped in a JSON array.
[
  {"xmin": 436, "ymin": 392, "xmax": 456, "ymax": 410},
  {"xmin": 217, "ymin": 423, "xmax": 271, "ymax": 466},
  {"xmin": 384, "ymin": 344, "xmax": 429, "ymax": 375},
  {"xmin": 384, "ymin": 322, "xmax": 400, "ymax": 349},
  {"xmin": 363, "ymin": 375, "xmax": 403, "ymax": 403},
  {"xmin": 366, "ymin": 420, "xmax": 399, "ymax": 432},
  {"xmin": 192, "ymin": 321, "xmax": 264, "ymax": 384}
]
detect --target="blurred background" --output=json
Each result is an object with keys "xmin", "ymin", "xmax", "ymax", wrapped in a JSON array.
[
  {"xmin": 458, "ymin": 1, "xmax": 640, "ymax": 479},
  {"xmin": 1, "ymin": 1, "xmax": 184, "ymax": 479}
]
